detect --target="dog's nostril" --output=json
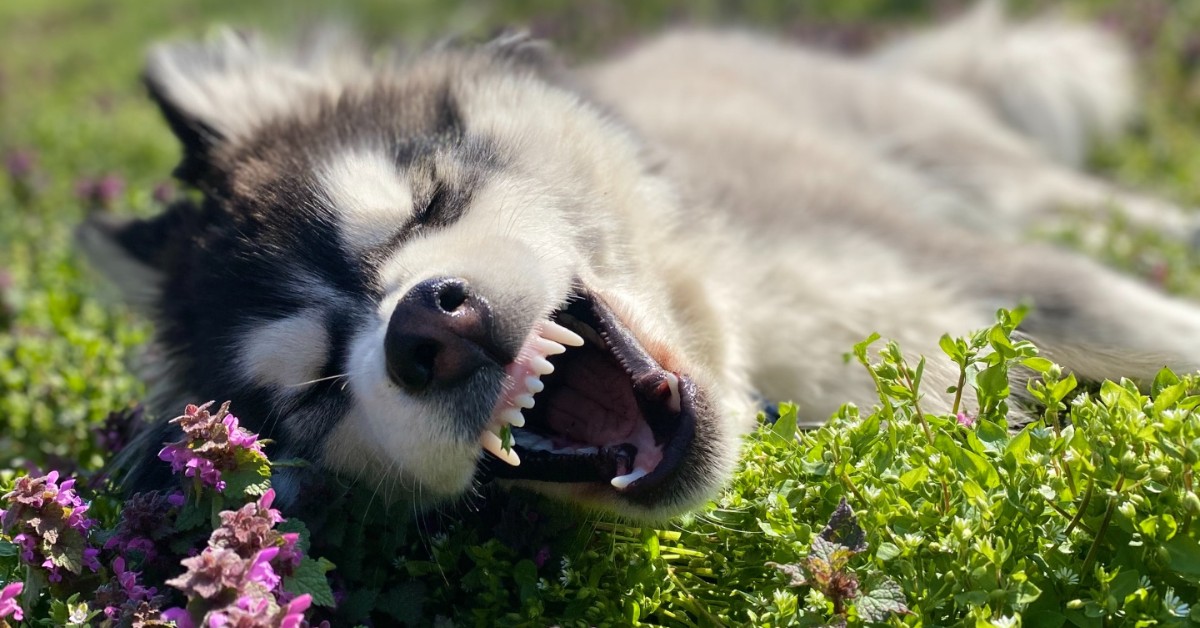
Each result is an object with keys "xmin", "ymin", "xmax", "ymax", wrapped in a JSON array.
[
  {"xmin": 436, "ymin": 281, "xmax": 469, "ymax": 313},
  {"xmin": 387, "ymin": 337, "xmax": 439, "ymax": 391}
]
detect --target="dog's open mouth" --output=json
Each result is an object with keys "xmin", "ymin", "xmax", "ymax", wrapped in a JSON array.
[{"xmin": 478, "ymin": 289, "xmax": 696, "ymax": 495}]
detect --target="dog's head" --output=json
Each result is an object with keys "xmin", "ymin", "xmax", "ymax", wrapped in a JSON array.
[{"xmin": 80, "ymin": 29, "xmax": 749, "ymax": 521}]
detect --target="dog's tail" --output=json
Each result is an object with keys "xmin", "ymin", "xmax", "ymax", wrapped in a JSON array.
[{"xmin": 871, "ymin": 1, "xmax": 1135, "ymax": 167}]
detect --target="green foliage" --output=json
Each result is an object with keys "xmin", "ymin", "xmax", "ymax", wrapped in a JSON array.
[{"xmin": 311, "ymin": 308, "xmax": 1197, "ymax": 626}]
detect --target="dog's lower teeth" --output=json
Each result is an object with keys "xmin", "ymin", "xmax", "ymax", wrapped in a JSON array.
[
  {"xmin": 525, "ymin": 376, "xmax": 544, "ymax": 393},
  {"xmin": 482, "ymin": 430, "xmax": 520, "ymax": 466},
  {"xmin": 531, "ymin": 357, "xmax": 555, "ymax": 375},
  {"xmin": 515, "ymin": 393, "xmax": 535, "ymax": 409},
  {"xmin": 664, "ymin": 372, "xmax": 681, "ymax": 413},
  {"xmin": 610, "ymin": 468, "xmax": 649, "ymax": 490}
]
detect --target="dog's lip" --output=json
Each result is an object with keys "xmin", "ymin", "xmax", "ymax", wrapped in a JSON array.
[{"xmin": 477, "ymin": 286, "xmax": 698, "ymax": 495}]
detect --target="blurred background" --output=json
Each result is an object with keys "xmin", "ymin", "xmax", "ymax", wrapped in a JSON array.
[{"xmin": 2, "ymin": 0, "xmax": 1199, "ymax": 475}]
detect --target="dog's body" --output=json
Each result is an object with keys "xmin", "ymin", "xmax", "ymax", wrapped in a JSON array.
[{"xmin": 82, "ymin": 6, "xmax": 1200, "ymax": 520}]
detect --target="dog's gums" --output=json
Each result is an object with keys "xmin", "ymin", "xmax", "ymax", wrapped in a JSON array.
[{"xmin": 481, "ymin": 291, "xmax": 692, "ymax": 493}]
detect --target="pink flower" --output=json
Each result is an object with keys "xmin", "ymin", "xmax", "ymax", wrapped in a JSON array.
[
  {"xmin": 224, "ymin": 414, "xmax": 263, "ymax": 453},
  {"xmin": 956, "ymin": 412, "xmax": 976, "ymax": 428},
  {"xmin": 0, "ymin": 581, "xmax": 24, "ymax": 621},
  {"xmin": 245, "ymin": 548, "xmax": 281, "ymax": 591},
  {"xmin": 279, "ymin": 594, "xmax": 313, "ymax": 628}
]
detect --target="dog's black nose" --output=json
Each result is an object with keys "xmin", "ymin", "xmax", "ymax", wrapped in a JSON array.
[{"xmin": 385, "ymin": 277, "xmax": 504, "ymax": 392}]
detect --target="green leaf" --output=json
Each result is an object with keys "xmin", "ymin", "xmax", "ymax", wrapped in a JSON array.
[
  {"xmin": 174, "ymin": 498, "xmax": 209, "ymax": 531},
  {"xmin": 1164, "ymin": 535, "xmax": 1200, "ymax": 583},
  {"xmin": 1022, "ymin": 357, "xmax": 1055, "ymax": 374},
  {"xmin": 1152, "ymin": 367, "xmax": 1180, "ymax": 396},
  {"xmin": 856, "ymin": 574, "xmax": 909, "ymax": 622},
  {"xmin": 899, "ymin": 465, "xmax": 928, "ymax": 490},
  {"xmin": 284, "ymin": 556, "xmax": 337, "ymax": 607},
  {"xmin": 375, "ymin": 580, "xmax": 425, "ymax": 624},
  {"xmin": 935, "ymin": 433, "xmax": 999, "ymax": 488},
  {"xmin": 770, "ymin": 403, "xmax": 800, "ymax": 443},
  {"xmin": 222, "ymin": 462, "xmax": 272, "ymax": 500}
]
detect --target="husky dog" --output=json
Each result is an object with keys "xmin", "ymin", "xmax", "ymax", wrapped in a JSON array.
[{"xmin": 80, "ymin": 5, "xmax": 1200, "ymax": 521}]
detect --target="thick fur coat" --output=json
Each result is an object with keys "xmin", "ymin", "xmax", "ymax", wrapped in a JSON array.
[{"xmin": 81, "ymin": 5, "xmax": 1200, "ymax": 521}]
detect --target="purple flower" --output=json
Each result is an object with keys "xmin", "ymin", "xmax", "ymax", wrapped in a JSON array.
[
  {"xmin": 4, "ymin": 149, "xmax": 34, "ymax": 180},
  {"xmin": 93, "ymin": 405, "xmax": 145, "ymax": 455},
  {"xmin": 0, "ymin": 581, "xmax": 24, "ymax": 622},
  {"xmin": 159, "ymin": 401, "xmax": 267, "ymax": 495},
  {"xmin": 94, "ymin": 556, "xmax": 161, "ymax": 622},
  {"xmin": 162, "ymin": 606, "xmax": 196, "ymax": 628},
  {"xmin": 104, "ymin": 490, "xmax": 178, "ymax": 564},
  {"xmin": 74, "ymin": 173, "xmax": 126, "ymax": 208},
  {"xmin": 956, "ymin": 412, "xmax": 976, "ymax": 428},
  {"xmin": 534, "ymin": 545, "xmax": 551, "ymax": 568},
  {"xmin": 1, "ymin": 470, "xmax": 100, "ymax": 580},
  {"xmin": 152, "ymin": 181, "xmax": 177, "ymax": 204},
  {"xmin": 167, "ymin": 547, "xmax": 248, "ymax": 600},
  {"xmin": 95, "ymin": 174, "xmax": 125, "ymax": 205}
]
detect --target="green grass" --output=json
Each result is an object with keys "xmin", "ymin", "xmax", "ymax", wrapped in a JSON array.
[{"xmin": 2, "ymin": 1, "xmax": 1200, "ymax": 626}]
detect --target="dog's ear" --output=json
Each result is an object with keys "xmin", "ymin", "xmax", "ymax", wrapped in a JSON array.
[
  {"xmin": 143, "ymin": 28, "xmax": 364, "ymax": 186},
  {"xmin": 75, "ymin": 202, "xmax": 194, "ymax": 311},
  {"xmin": 484, "ymin": 30, "xmax": 563, "ymax": 78}
]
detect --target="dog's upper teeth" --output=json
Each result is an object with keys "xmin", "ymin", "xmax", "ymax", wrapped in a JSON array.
[
  {"xmin": 525, "ymin": 376, "xmax": 544, "ymax": 394},
  {"xmin": 482, "ymin": 429, "xmax": 520, "ymax": 466},
  {"xmin": 499, "ymin": 407, "xmax": 525, "ymax": 428},
  {"xmin": 535, "ymin": 337, "xmax": 567, "ymax": 356},
  {"xmin": 530, "ymin": 357, "xmax": 555, "ymax": 375},
  {"xmin": 664, "ymin": 372, "xmax": 681, "ymax": 413},
  {"xmin": 610, "ymin": 467, "xmax": 649, "ymax": 490},
  {"xmin": 540, "ymin": 320, "xmax": 585, "ymax": 347},
  {"xmin": 557, "ymin": 313, "xmax": 605, "ymax": 347}
]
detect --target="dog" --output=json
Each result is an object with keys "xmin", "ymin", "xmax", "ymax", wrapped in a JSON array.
[{"xmin": 79, "ymin": 4, "xmax": 1200, "ymax": 521}]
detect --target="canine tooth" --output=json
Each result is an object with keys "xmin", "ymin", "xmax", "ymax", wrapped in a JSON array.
[
  {"xmin": 500, "ymin": 407, "xmax": 525, "ymax": 428},
  {"xmin": 515, "ymin": 393, "xmax": 536, "ymax": 409},
  {"xmin": 482, "ymin": 430, "xmax": 521, "ymax": 466},
  {"xmin": 535, "ymin": 337, "xmax": 567, "ymax": 356},
  {"xmin": 525, "ymin": 376, "xmax": 544, "ymax": 394},
  {"xmin": 531, "ymin": 357, "xmax": 555, "ymax": 375},
  {"xmin": 610, "ymin": 468, "xmax": 649, "ymax": 490},
  {"xmin": 575, "ymin": 446, "xmax": 599, "ymax": 455},
  {"xmin": 664, "ymin": 372, "xmax": 681, "ymax": 413},
  {"xmin": 540, "ymin": 320, "xmax": 585, "ymax": 347}
]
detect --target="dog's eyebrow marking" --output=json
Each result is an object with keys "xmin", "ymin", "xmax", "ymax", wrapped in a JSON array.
[
  {"xmin": 238, "ymin": 311, "xmax": 330, "ymax": 393},
  {"xmin": 319, "ymin": 149, "xmax": 414, "ymax": 254}
]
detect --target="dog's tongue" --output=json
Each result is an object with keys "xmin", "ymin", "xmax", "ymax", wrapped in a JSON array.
[{"xmin": 542, "ymin": 349, "xmax": 663, "ymax": 473}]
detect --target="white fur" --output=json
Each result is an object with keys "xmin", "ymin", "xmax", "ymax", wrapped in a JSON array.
[
  {"xmin": 237, "ymin": 312, "xmax": 329, "ymax": 391},
  {"xmin": 319, "ymin": 149, "xmax": 415, "ymax": 254},
  {"xmin": 872, "ymin": 2, "xmax": 1135, "ymax": 167}
]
